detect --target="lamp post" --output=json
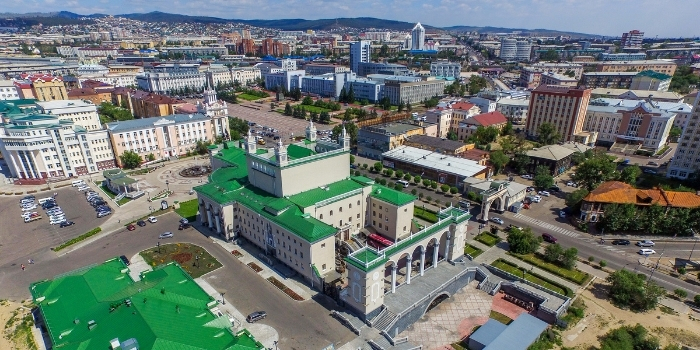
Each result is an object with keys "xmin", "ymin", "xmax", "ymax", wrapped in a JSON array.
[
  {"xmin": 157, "ymin": 241, "xmax": 161, "ymax": 254},
  {"xmin": 274, "ymin": 341, "xmax": 278, "ymax": 350},
  {"xmin": 195, "ymin": 255, "xmax": 200, "ymax": 268},
  {"xmin": 166, "ymin": 180, "xmax": 170, "ymax": 192},
  {"xmin": 219, "ymin": 289, "xmax": 227, "ymax": 305},
  {"xmin": 688, "ymin": 229, "xmax": 698, "ymax": 262}
]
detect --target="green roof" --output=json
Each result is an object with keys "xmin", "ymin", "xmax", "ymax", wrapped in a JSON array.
[
  {"xmin": 351, "ymin": 176, "xmax": 375, "ymax": 185},
  {"xmin": 29, "ymin": 259, "xmax": 264, "ymax": 350},
  {"xmin": 288, "ymin": 179, "xmax": 365, "ymax": 208},
  {"xmin": 195, "ymin": 146, "xmax": 339, "ymax": 243},
  {"xmin": 369, "ymin": 185, "xmax": 416, "ymax": 206},
  {"xmin": 636, "ymin": 70, "xmax": 672, "ymax": 80},
  {"xmin": 287, "ymin": 144, "xmax": 316, "ymax": 160},
  {"xmin": 345, "ymin": 208, "xmax": 471, "ymax": 272}
]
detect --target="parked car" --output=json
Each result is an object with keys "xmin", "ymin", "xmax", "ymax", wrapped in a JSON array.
[
  {"xmin": 119, "ymin": 255, "xmax": 130, "ymax": 266},
  {"xmin": 178, "ymin": 223, "xmax": 191, "ymax": 230},
  {"xmin": 549, "ymin": 186, "xmax": 561, "ymax": 192},
  {"xmin": 159, "ymin": 231, "xmax": 174, "ymax": 239},
  {"xmin": 179, "ymin": 218, "xmax": 189, "ymax": 224},
  {"xmin": 246, "ymin": 311, "xmax": 267, "ymax": 323},
  {"xmin": 490, "ymin": 217, "xmax": 504, "ymax": 225},
  {"xmin": 643, "ymin": 169, "xmax": 657, "ymax": 174},
  {"xmin": 127, "ymin": 224, "xmax": 136, "ymax": 231},
  {"xmin": 97, "ymin": 211, "xmax": 112, "ymax": 218},
  {"xmin": 648, "ymin": 161, "xmax": 659, "ymax": 166},
  {"xmin": 521, "ymin": 174, "xmax": 533, "ymax": 180},
  {"xmin": 137, "ymin": 220, "xmax": 147, "ymax": 227},
  {"xmin": 538, "ymin": 191, "xmax": 550, "ymax": 197},
  {"xmin": 59, "ymin": 221, "xmax": 75, "ymax": 228},
  {"xmin": 531, "ymin": 195, "xmax": 542, "ymax": 203},
  {"xmin": 566, "ymin": 181, "xmax": 575, "ymax": 187},
  {"xmin": 526, "ymin": 187, "xmax": 535, "ymax": 192},
  {"xmin": 611, "ymin": 239, "xmax": 631, "ymax": 245},
  {"xmin": 636, "ymin": 240, "xmax": 655, "ymax": 247},
  {"xmin": 22, "ymin": 204, "xmax": 37, "ymax": 211},
  {"xmin": 542, "ymin": 233, "xmax": 557, "ymax": 243},
  {"xmin": 638, "ymin": 249, "xmax": 656, "ymax": 255},
  {"xmin": 49, "ymin": 218, "xmax": 65, "ymax": 225},
  {"xmin": 148, "ymin": 216, "xmax": 158, "ymax": 223}
]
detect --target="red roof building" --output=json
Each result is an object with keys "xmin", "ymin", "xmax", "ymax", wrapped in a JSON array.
[{"xmin": 457, "ymin": 111, "xmax": 509, "ymax": 141}]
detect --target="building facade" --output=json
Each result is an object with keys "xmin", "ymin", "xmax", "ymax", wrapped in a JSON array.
[
  {"xmin": 456, "ymin": 111, "xmax": 509, "ymax": 141},
  {"xmin": 350, "ymin": 41, "xmax": 371, "ymax": 74},
  {"xmin": 264, "ymin": 70, "xmax": 306, "ymax": 92},
  {"xmin": 595, "ymin": 60, "xmax": 677, "ymax": 75},
  {"xmin": 383, "ymin": 79, "xmax": 445, "ymax": 105},
  {"xmin": 629, "ymin": 70, "xmax": 672, "ymax": 92},
  {"xmin": 539, "ymin": 73, "xmax": 578, "ymax": 87},
  {"xmin": 344, "ymin": 78, "xmax": 383, "ymax": 102},
  {"xmin": 496, "ymin": 98, "xmax": 529, "ymax": 125},
  {"xmin": 304, "ymin": 64, "xmax": 350, "ymax": 76},
  {"xmin": 430, "ymin": 61, "xmax": 461, "ymax": 78},
  {"xmin": 0, "ymin": 80, "xmax": 20, "ymax": 100},
  {"xmin": 357, "ymin": 62, "xmax": 410, "ymax": 77},
  {"xmin": 301, "ymin": 72, "xmax": 355, "ymax": 99},
  {"xmin": 525, "ymin": 85, "xmax": 592, "ymax": 142},
  {"xmin": 620, "ymin": 30, "xmax": 644, "ymax": 50},
  {"xmin": 667, "ymin": 92, "xmax": 700, "ymax": 179},
  {"xmin": 136, "ymin": 70, "xmax": 207, "ymax": 94},
  {"xmin": 24, "ymin": 74, "xmax": 68, "ymax": 102},
  {"xmin": 411, "ymin": 23, "xmax": 425, "ymax": 51}
]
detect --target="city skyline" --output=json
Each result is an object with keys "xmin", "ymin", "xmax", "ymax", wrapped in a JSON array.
[{"xmin": 3, "ymin": 0, "xmax": 698, "ymax": 38}]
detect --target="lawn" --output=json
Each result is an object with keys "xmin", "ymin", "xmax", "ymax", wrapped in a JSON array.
[
  {"xmin": 414, "ymin": 207, "xmax": 438, "ymax": 223},
  {"xmin": 176, "ymin": 199, "xmax": 199, "ymax": 222},
  {"xmin": 96, "ymin": 182, "xmax": 132, "ymax": 206},
  {"xmin": 510, "ymin": 253, "xmax": 591, "ymax": 285},
  {"xmin": 491, "ymin": 259, "xmax": 568, "ymax": 296},
  {"xmin": 474, "ymin": 231, "xmax": 501, "ymax": 247},
  {"xmin": 140, "ymin": 243, "xmax": 222, "ymax": 278},
  {"xmin": 490, "ymin": 310, "xmax": 513, "ymax": 325},
  {"xmin": 238, "ymin": 93, "xmax": 263, "ymax": 101},
  {"xmin": 299, "ymin": 105, "xmax": 331, "ymax": 113},
  {"xmin": 464, "ymin": 244, "xmax": 484, "ymax": 258}
]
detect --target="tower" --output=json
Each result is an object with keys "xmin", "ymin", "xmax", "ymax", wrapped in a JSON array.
[
  {"xmin": 245, "ymin": 129, "xmax": 257, "ymax": 154},
  {"xmin": 274, "ymin": 138, "xmax": 288, "ymax": 166},
  {"xmin": 305, "ymin": 119, "xmax": 317, "ymax": 142},
  {"xmin": 349, "ymin": 40, "xmax": 371, "ymax": 73},
  {"xmin": 411, "ymin": 23, "xmax": 425, "ymax": 51},
  {"xmin": 339, "ymin": 125, "xmax": 350, "ymax": 150}
]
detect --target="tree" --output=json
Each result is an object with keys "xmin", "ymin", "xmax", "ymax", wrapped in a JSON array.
[
  {"xmin": 565, "ymin": 188, "xmax": 589, "ymax": 212},
  {"xmin": 533, "ymin": 165, "xmax": 554, "ymax": 189},
  {"xmin": 543, "ymin": 243, "xmax": 564, "ymax": 264},
  {"xmin": 669, "ymin": 126, "xmax": 682, "ymax": 140},
  {"xmin": 413, "ymin": 175, "xmax": 422, "ymax": 185},
  {"xmin": 490, "ymin": 150, "xmax": 510, "ymax": 175},
  {"xmin": 540, "ymin": 49, "xmax": 560, "ymax": 61},
  {"xmin": 362, "ymin": 163, "xmax": 368, "ymax": 169},
  {"xmin": 598, "ymin": 324, "xmax": 660, "ymax": 350},
  {"xmin": 447, "ymin": 131, "xmax": 458, "ymax": 141},
  {"xmin": 422, "ymin": 179, "xmax": 430, "ymax": 187},
  {"xmin": 469, "ymin": 126, "xmax": 500, "ymax": 145},
  {"xmin": 339, "ymin": 87, "xmax": 348, "ymax": 103},
  {"xmin": 438, "ymin": 184, "xmax": 449, "ymax": 193},
  {"xmin": 619, "ymin": 165, "xmax": 641, "ymax": 185},
  {"xmin": 284, "ymin": 102, "xmax": 292, "ymax": 116},
  {"xmin": 347, "ymin": 85, "xmax": 355, "ymax": 104},
  {"xmin": 120, "ymin": 150, "xmax": 142, "ymax": 169},
  {"xmin": 331, "ymin": 122, "xmax": 358, "ymax": 144},
  {"xmin": 673, "ymin": 288, "xmax": 688, "ymax": 299},
  {"xmin": 501, "ymin": 121, "xmax": 514, "ymax": 136},
  {"xmin": 450, "ymin": 186, "xmax": 458, "ymax": 195},
  {"xmin": 507, "ymin": 227, "xmax": 542, "ymax": 255},
  {"xmin": 574, "ymin": 153, "xmax": 618, "ymax": 191},
  {"xmin": 403, "ymin": 173, "xmax": 412, "ymax": 181},
  {"xmin": 397, "ymin": 99, "xmax": 405, "ymax": 112},
  {"xmin": 395, "ymin": 170, "xmax": 404, "ymax": 178},
  {"xmin": 373, "ymin": 162, "xmax": 383, "ymax": 172},
  {"xmin": 511, "ymin": 152, "xmax": 530, "ymax": 174},
  {"xmin": 302, "ymin": 96, "xmax": 313, "ymax": 105},
  {"xmin": 386, "ymin": 169, "xmax": 394, "ymax": 177},
  {"xmin": 468, "ymin": 75, "xmax": 488, "ymax": 95},
  {"xmin": 695, "ymin": 294, "xmax": 700, "ymax": 307},
  {"xmin": 563, "ymin": 70, "xmax": 575, "ymax": 78},
  {"xmin": 561, "ymin": 247, "xmax": 578, "ymax": 269},
  {"xmin": 228, "ymin": 117, "xmax": 249, "ymax": 140},
  {"xmin": 146, "ymin": 153, "xmax": 156, "ymax": 162},
  {"xmin": 350, "ymin": 155, "xmax": 355, "ymax": 164},
  {"xmin": 606, "ymin": 269, "xmax": 665, "ymax": 311},
  {"xmin": 319, "ymin": 111, "xmax": 331, "ymax": 124},
  {"xmin": 430, "ymin": 181, "xmax": 438, "ymax": 190},
  {"xmin": 537, "ymin": 122, "xmax": 561, "ymax": 145},
  {"xmin": 195, "ymin": 140, "xmax": 211, "ymax": 155}
]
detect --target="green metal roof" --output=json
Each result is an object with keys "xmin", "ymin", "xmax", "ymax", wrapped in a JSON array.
[
  {"xmin": 288, "ymin": 179, "xmax": 365, "ymax": 208},
  {"xmin": 368, "ymin": 185, "xmax": 416, "ymax": 206},
  {"xmin": 351, "ymin": 176, "xmax": 375, "ymax": 186},
  {"xmin": 286, "ymin": 144, "xmax": 316, "ymax": 160},
  {"xmin": 29, "ymin": 259, "xmax": 264, "ymax": 350},
  {"xmin": 636, "ymin": 70, "xmax": 672, "ymax": 80},
  {"xmin": 345, "ymin": 208, "xmax": 471, "ymax": 272}
]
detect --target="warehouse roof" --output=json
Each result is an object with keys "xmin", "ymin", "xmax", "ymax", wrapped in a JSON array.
[{"xmin": 382, "ymin": 146, "xmax": 487, "ymax": 178}]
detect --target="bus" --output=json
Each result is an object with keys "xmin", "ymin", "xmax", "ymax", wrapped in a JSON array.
[{"xmin": 368, "ymin": 233, "xmax": 393, "ymax": 249}]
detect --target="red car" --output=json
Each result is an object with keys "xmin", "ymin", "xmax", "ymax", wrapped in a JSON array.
[
  {"xmin": 542, "ymin": 233, "xmax": 557, "ymax": 243},
  {"xmin": 127, "ymin": 224, "xmax": 136, "ymax": 231}
]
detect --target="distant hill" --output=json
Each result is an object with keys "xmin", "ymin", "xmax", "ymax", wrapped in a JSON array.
[{"xmin": 0, "ymin": 11, "xmax": 597, "ymax": 37}]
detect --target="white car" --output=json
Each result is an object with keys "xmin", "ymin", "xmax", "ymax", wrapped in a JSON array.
[
  {"xmin": 22, "ymin": 204, "xmax": 37, "ymax": 211},
  {"xmin": 566, "ymin": 181, "xmax": 575, "ymax": 187},
  {"xmin": 531, "ymin": 195, "xmax": 542, "ymax": 203},
  {"xmin": 521, "ymin": 174, "xmax": 533, "ymax": 180},
  {"xmin": 638, "ymin": 249, "xmax": 656, "ymax": 255},
  {"xmin": 49, "ymin": 218, "xmax": 66, "ymax": 225},
  {"xmin": 538, "ymin": 191, "xmax": 550, "ymax": 197},
  {"xmin": 490, "ymin": 217, "xmax": 504, "ymax": 225},
  {"xmin": 77, "ymin": 186, "xmax": 90, "ymax": 191},
  {"xmin": 148, "ymin": 216, "xmax": 158, "ymax": 223},
  {"xmin": 636, "ymin": 240, "xmax": 655, "ymax": 247}
]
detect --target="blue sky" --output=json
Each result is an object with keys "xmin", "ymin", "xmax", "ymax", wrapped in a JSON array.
[{"xmin": 4, "ymin": 0, "xmax": 698, "ymax": 37}]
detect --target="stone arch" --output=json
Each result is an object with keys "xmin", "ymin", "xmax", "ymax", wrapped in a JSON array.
[
  {"xmin": 383, "ymin": 260, "xmax": 397, "ymax": 293},
  {"xmin": 396, "ymin": 252, "xmax": 411, "ymax": 286},
  {"xmin": 479, "ymin": 183, "xmax": 509, "ymax": 222},
  {"xmin": 423, "ymin": 292, "xmax": 451, "ymax": 316},
  {"xmin": 438, "ymin": 230, "xmax": 450, "ymax": 263},
  {"xmin": 425, "ymin": 238, "xmax": 438, "ymax": 268}
]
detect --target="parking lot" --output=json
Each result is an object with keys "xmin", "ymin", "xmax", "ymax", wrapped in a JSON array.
[
  {"xmin": 0, "ymin": 186, "xmax": 111, "ymax": 267},
  {"xmin": 226, "ymin": 103, "xmax": 333, "ymax": 143}
]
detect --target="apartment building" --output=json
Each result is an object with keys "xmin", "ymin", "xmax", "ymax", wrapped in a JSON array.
[
  {"xmin": 21, "ymin": 74, "xmax": 68, "ymax": 102},
  {"xmin": 580, "ymin": 72, "xmax": 637, "ymax": 89},
  {"xmin": 599, "ymin": 53, "xmax": 647, "ymax": 61},
  {"xmin": 301, "ymin": 72, "xmax": 355, "ymax": 98},
  {"xmin": 430, "ymin": 61, "xmax": 461, "ymax": 78},
  {"xmin": 496, "ymin": 98, "xmax": 529, "ymax": 125},
  {"xmin": 620, "ymin": 30, "xmax": 644, "ymax": 50},
  {"xmin": 456, "ymin": 111, "xmax": 509, "ymax": 141},
  {"xmin": 584, "ymin": 99, "xmax": 676, "ymax": 152},
  {"xmin": 540, "ymin": 73, "xmax": 578, "ymax": 87},
  {"xmin": 525, "ymin": 85, "xmax": 592, "ymax": 143},
  {"xmin": 36, "ymin": 99, "xmax": 102, "ymax": 132},
  {"xmin": 629, "ymin": 70, "xmax": 672, "ymax": 92},
  {"xmin": 595, "ymin": 60, "xmax": 677, "ymax": 75},
  {"xmin": 0, "ymin": 80, "xmax": 20, "ymax": 100},
  {"xmin": 106, "ymin": 113, "xmax": 214, "ymax": 165},
  {"xmin": 304, "ymin": 64, "xmax": 350, "ymax": 76},
  {"xmin": 423, "ymin": 101, "xmax": 481, "ymax": 138},
  {"xmin": 204, "ymin": 66, "xmax": 261, "ymax": 87},
  {"xmin": 519, "ymin": 63, "xmax": 583, "ymax": 88},
  {"xmin": 0, "ymin": 101, "xmax": 115, "ymax": 181},
  {"xmin": 113, "ymin": 89, "xmax": 187, "ymax": 118},
  {"xmin": 357, "ymin": 62, "xmax": 410, "ymax": 77},
  {"xmin": 383, "ymin": 79, "xmax": 444, "ymax": 105},
  {"xmin": 164, "ymin": 46, "xmax": 228, "ymax": 56},
  {"xmin": 350, "ymin": 41, "xmax": 371, "ymax": 73},
  {"xmin": 357, "ymin": 121, "xmax": 435, "ymax": 159},
  {"xmin": 411, "ymin": 23, "xmax": 425, "ymax": 51},
  {"xmin": 67, "ymin": 88, "xmax": 112, "ymax": 105},
  {"xmin": 499, "ymin": 38, "xmax": 531, "ymax": 61},
  {"xmin": 667, "ymin": 92, "xmax": 700, "ymax": 179}
]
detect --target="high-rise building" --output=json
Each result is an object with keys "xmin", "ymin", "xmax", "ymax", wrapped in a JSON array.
[
  {"xmin": 620, "ymin": 30, "xmax": 644, "ymax": 50},
  {"xmin": 499, "ymin": 38, "xmax": 531, "ymax": 61},
  {"xmin": 349, "ymin": 40, "xmax": 371, "ymax": 73},
  {"xmin": 411, "ymin": 23, "xmax": 425, "ymax": 51},
  {"xmin": 525, "ymin": 85, "xmax": 592, "ymax": 142},
  {"xmin": 667, "ymin": 92, "xmax": 700, "ymax": 179}
]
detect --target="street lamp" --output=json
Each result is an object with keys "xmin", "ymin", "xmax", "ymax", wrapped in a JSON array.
[
  {"xmin": 273, "ymin": 341, "xmax": 278, "ymax": 350},
  {"xmin": 157, "ymin": 241, "xmax": 161, "ymax": 254},
  {"xmin": 219, "ymin": 289, "xmax": 227, "ymax": 305},
  {"xmin": 195, "ymin": 255, "xmax": 200, "ymax": 268},
  {"xmin": 688, "ymin": 229, "xmax": 698, "ymax": 262},
  {"xmin": 166, "ymin": 180, "xmax": 170, "ymax": 192}
]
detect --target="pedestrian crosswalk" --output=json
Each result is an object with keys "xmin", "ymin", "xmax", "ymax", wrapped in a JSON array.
[{"xmin": 510, "ymin": 213, "xmax": 630, "ymax": 254}]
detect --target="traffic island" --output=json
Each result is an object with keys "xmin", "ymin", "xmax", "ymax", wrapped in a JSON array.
[{"xmin": 140, "ymin": 243, "xmax": 222, "ymax": 278}]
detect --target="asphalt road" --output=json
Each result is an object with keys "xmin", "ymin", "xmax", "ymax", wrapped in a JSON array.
[{"xmin": 0, "ymin": 212, "xmax": 354, "ymax": 350}]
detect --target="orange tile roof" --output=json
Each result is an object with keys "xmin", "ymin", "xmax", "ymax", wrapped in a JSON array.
[
  {"xmin": 451, "ymin": 101, "xmax": 476, "ymax": 110},
  {"xmin": 583, "ymin": 181, "xmax": 700, "ymax": 208}
]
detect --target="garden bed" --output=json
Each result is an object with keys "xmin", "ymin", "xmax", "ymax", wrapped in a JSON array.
[
  {"xmin": 238, "ymin": 93, "xmax": 263, "ymax": 101},
  {"xmin": 140, "ymin": 243, "xmax": 222, "ymax": 278},
  {"xmin": 231, "ymin": 250, "xmax": 243, "ymax": 258},
  {"xmin": 53, "ymin": 227, "xmax": 102, "ymax": 251},
  {"xmin": 247, "ymin": 262, "xmax": 263, "ymax": 273},
  {"xmin": 491, "ymin": 258, "xmax": 572, "ymax": 297},
  {"xmin": 266, "ymin": 276, "xmax": 305, "ymax": 301},
  {"xmin": 464, "ymin": 244, "xmax": 484, "ymax": 258},
  {"xmin": 490, "ymin": 310, "xmax": 513, "ymax": 325},
  {"xmin": 510, "ymin": 253, "xmax": 592, "ymax": 285},
  {"xmin": 414, "ymin": 207, "xmax": 438, "ymax": 223},
  {"xmin": 474, "ymin": 231, "xmax": 501, "ymax": 247}
]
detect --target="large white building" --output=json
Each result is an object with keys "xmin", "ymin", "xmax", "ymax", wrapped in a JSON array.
[
  {"xmin": 344, "ymin": 78, "xmax": 383, "ymax": 102},
  {"xmin": 430, "ymin": 61, "xmax": 461, "ymax": 78},
  {"xmin": 36, "ymin": 99, "xmax": 103, "ymax": 132},
  {"xmin": 204, "ymin": 66, "xmax": 261, "ymax": 88},
  {"xmin": 496, "ymin": 98, "xmax": 529, "ymax": 125},
  {"xmin": 350, "ymin": 41, "xmax": 371, "ymax": 74},
  {"xmin": 667, "ymin": 92, "xmax": 700, "ymax": 179},
  {"xmin": 0, "ymin": 80, "xmax": 20, "ymax": 100},
  {"xmin": 301, "ymin": 72, "xmax": 356, "ymax": 98},
  {"xmin": 137, "ymin": 70, "xmax": 207, "ymax": 94},
  {"xmin": 499, "ymin": 38, "xmax": 531, "ymax": 61},
  {"xmin": 0, "ymin": 100, "xmax": 116, "ymax": 180},
  {"xmin": 411, "ymin": 23, "xmax": 425, "ymax": 51},
  {"xmin": 264, "ymin": 70, "xmax": 305, "ymax": 92}
]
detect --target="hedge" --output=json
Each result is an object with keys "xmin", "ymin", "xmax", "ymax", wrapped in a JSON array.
[
  {"xmin": 475, "ymin": 231, "xmax": 501, "ymax": 247},
  {"xmin": 53, "ymin": 227, "xmax": 102, "ymax": 251},
  {"xmin": 510, "ymin": 252, "xmax": 592, "ymax": 285},
  {"xmin": 492, "ymin": 258, "xmax": 573, "ymax": 297},
  {"xmin": 414, "ymin": 207, "xmax": 438, "ymax": 223}
]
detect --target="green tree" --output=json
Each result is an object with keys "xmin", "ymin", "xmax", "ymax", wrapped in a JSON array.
[
  {"xmin": 469, "ymin": 126, "xmax": 500, "ymax": 145},
  {"xmin": 331, "ymin": 122, "xmax": 358, "ymax": 144},
  {"xmin": 572, "ymin": 152, "xmax": 618, "ymax": 191},
  {"xmin": 695, "ymin": 294, "xmax": 700, "ymax": 307},
  {"xmin": 565, "ymin": 188, "xmax": 589, "ymax": 212},
  {"xmin": 395, "ymin": 170, "xmax": 404, "ymax": 178},
  {"xmin": 537, "ymin": 122, "xmax": 561, "ymax": 145},
  {"xmin": 347, "ymin": 85, "xmax": 355, "ymax": 104},
  {"xmin": 228, "ymin": 117, "xmax": 249, "ymax": 140},
  {"xmin": 319, "ymin": 111, "xmax": 331, "ymax": 124},
  {"xmin": 606, "ymin": 270, "xmax": 666, "ymax": 311},
  {"xmin": 490, "ymin": 150, "xmax": 510, "ymax": 175},
  {"xmin": 430, "ymin": 181, "xmax": 438, "ymax": 190},
  {"xmin": 350, "ymin": 155, "xmax": 355, "ymax": 164},
  {"xmin": 422, "ymin": 179, "xmax": 430, "ymax": 187},
  {"xmin": 561, "ymin": 247, "xmax": 578, "ymax": 269},
  {"xmin": 619, "ymin": 165, "xmax": 641, "ymax": 185},
  {"xmin": 386, "ymin": 169, "xmax": 394, "ymax": 177},
  {"xmin": 439, "ymin": 184, "xmax": 449, "ymax": 193},
  {"xmin": 302, "ymin": 96, "xmax": 313, "ymax": 105},
  {"xmin": 119, "ymin": 150, "xmax": 142, "ymax": 169},
  {"xmin": 543, "ymin": 243, "xmax": 564, "ymax": 264},
  {"xmin": 373, "ymin": 162, "xmax": 383, "ymax": 172},
  {"xmin": 533, "ymin": 165, "xmax": 554, "ymax": 189},
  {"xmin": 403, "ymin": 173, "xmax": 412, "ymax": 181},
  {"xmin": 397, "ymin": 99, "xmax": 405, "ymax": 112},
  {"xmin": 468, "ymin": 75, "xmax": 488, "ymax": 95},
  {"xmin": 540, "ymin": 49, "xmax": 560, "ymax": 61},
  {"xmin": 507, "ymin": 227, "xmax": 542, "ymax": 255},
  {"xmin": 598, "ymin": 324, "xmax": 660, "ymax": 350},
  {"xmin": 449, "ymin": 186, "xmax": 458, "ymax": 195},
  {"xmin": 195, "ymin": 140, "xmax": 211, "ymax": 155},
  {"xmin": 511, "ymin": 152, "xmax": 530, "ymax": 174},
  {"xmin": 146, "ymin": 153, "xmax": 156, "ymax": 162},
  {"xmin": 673, "ymin": 288, "xmax": 688, "ymax": 299},
  {"xmin": 413, "ymin": 175, "xmax": 422, "ymax": 185},
  {"xmin": 668, "ymin": 126, "xmax": 682, "ymax": 140},
  {"xmin": 447, "ymin": 131, "xmax": 458, "ymax": 141},
  {"xmin": 284, "ymin": 102, "xmax": 292, "ymax": 116},
  {"xmin": 501, "ymin": 121, "xmax": 514, "ymax": 136}
]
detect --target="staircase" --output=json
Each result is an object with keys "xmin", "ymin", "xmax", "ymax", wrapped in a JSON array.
[
  {"xmin": 370, "ymin": 336, "xmax": 392, "ymax": 349},
  {"xmin": 372, "ymin": 309, "xmax": 398, "ymax": 331}
]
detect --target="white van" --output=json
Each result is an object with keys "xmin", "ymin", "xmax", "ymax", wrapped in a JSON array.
[
  {"xmin": 77, "ymin": 185, "xmax": 90, "ymax": 192},
  {"xmin": 38, "ymin": 197, "xmax": 54, "ymax": 205},
  {"xmin": 397, "ymin": 180, "xmax": 409, "ymax": 188},
  {"xmin": 72, "ymin": 180, "xmax": 85, "ymax": 187}
]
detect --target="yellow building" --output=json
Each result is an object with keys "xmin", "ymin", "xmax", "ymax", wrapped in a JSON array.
[{"xmin": 23, "ymin": 74, "xmax": 67, "ymax": 101}]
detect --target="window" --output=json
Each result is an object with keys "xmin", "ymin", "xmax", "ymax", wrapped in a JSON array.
[
  {"xmin": 319, "ymin": 214, "xmax": 323, "ymax": 219},
  {"xmin": 339, "ymin": 207, "xmax": 342, "ymax": 212},
  {"xmin": 322, "ymin": 264, "xmax": 326, "ymax": 270},
  {"xmin": 321, "ymin": 243, "xmax": 326, "ymax": 248},
  {"xmin": 330, "ymin": 210, "xmax": 333, "ymax": 216}
]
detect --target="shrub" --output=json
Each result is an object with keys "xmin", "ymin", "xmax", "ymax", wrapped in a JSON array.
[
  {"xmin": 674, "ymin": 288, "xmax": 688, "ymax": 299},
  {"xmin": 54, "ymin": 227, "xmax": 102, "ymax": 251},
  {"xmin": 678, "ymin": 267, "xmax": 686, "ymax": 275},
  {"xmin": 695, "ymin": 294, "xmax": 700, "ymax": 307},
  {"xmin": 588, "ymin": 256, "xmax": 595, "ymax": 262},
  {"xmin": 426, "ymin": 195, "xmax": 432, "ymax": 202},
  {"xmin": 411, "ymin": 189, "xmax": 417, "ymax": 195},
  {"xmin": 599, "ymin": 260, "xmax": 607, "ymax": 268}
]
